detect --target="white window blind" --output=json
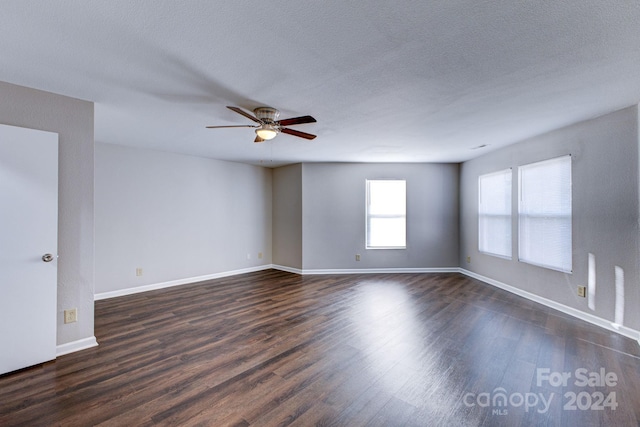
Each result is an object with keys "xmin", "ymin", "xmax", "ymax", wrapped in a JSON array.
[
  {"xmin": 478, "ymin": 169, "xmax": 512, "ymax": 259},
  {"xmin": 518, "ymin": 155, "xmax": 572, "ymax": 273},
  {"xmin": 366, "ymin": 180, "xmax": 406, "ymax": 249}
]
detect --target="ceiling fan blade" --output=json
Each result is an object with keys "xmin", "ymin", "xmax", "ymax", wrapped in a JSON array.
[
  {"xmin": 281, "ymin": 128, "xmax": 317, "ymax": 140},
  {"xmin": 206, "ymin": 125, "xmax": 257, "ymax": 129},
  {"xmin": 254, "ymin": 136, "xmax": 265, "ymax": 143},
  {"xmin": 227, "ymin": 106, "xmax": 262, "ymax": 123},
  {"xmin": 278, "ymin": 115, "xmax": 316, "ymax": 126}
]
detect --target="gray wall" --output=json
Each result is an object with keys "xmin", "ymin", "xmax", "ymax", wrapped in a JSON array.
[
  {"xmin": 460, "ymin": 105, "xmax": 640, "ymax": 330},
  {"xmin": 94, "ymin": 143, "xmax": 272, "ymax": 294},
  {"xmin": 273, "ymin": 164, "xmax": 303, "ymax": 269},
  {"xmin": 300, "ymin": 163, "xmax": 459, "ymax": 270},
  {"xmin": 0, "ymin": 81, "xmax": 95, "ymax": 347}
]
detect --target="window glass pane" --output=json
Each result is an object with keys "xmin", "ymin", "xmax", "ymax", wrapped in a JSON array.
[
  {"xmin": 478, "ymin": 169, "xmax": 512, "ymax": 258},
  {"xmin": 518, "ymin": 155, "xmax": 572, "ymax": 272},
  {"xmin": 368, "ymin": 181, "xmax": 406, "ymax": 215},
  {"xmin": 366, "ymin": 180, "xmax": 406, "ymax": 248},
  {"xmin": 368, "ymin": 217, "xmax": 406, "ymax": 248}
]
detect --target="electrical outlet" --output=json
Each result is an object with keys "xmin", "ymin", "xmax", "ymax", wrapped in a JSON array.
[
  {"xmin": 64, "ymin": 308, "xmax": 77, "ymax": 324},
  {"xmin": 258, "ymin": 252, "xmax": 263, "ymax": 259},
  {"xmin": 136, "ymin": 268, "xmax": 143, "ymax": 276},
  {"xmin": 577, "ymin": 286, "xmax": 586, "ymax": 298},
  {"xmin": 466, "ymin": 256, "xmax": 471, "ymax": 263},
  {"xmin": 355, "ymin": 254, "xmax": 361, "ymax": 261}
]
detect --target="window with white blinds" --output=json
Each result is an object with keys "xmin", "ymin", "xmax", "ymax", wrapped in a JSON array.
[
  {"xmin": 518, "ymin": 155, "xmax": 572, "ymax": 273},
  {"xmin": 366, "ymin": 180, "xmax": 406, "ymax": 249},
  {"xmin": 478, "ymin": 169, "xmax": 512, "ymax": 259}
]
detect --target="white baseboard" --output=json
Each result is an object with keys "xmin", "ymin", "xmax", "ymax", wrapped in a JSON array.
[
  {"xmin": 56, "ymin": 336, "xmax": 98, "ymax": 357},
  {"xmin": 271, "ymin": 264, "xmax": 303, "ymax": 274},
  {"xmin": 271, "ymin": 265, "xmax": 459, "ymax": 275},
  {"xmin": 94, "ymin": 265, "xmax": 273, "ymax": 300},
  {"xmin": 96, "ymin": 265, "xmax": 456, "ymax": 300},
  {"xmin": 460, "ymin": 268, "xmax": 640, "ymax": 344}
]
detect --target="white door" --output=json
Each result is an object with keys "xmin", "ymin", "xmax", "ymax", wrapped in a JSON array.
[{"xmin": 0, "ymin": 124, "xmax": 58, "ymax": 375}]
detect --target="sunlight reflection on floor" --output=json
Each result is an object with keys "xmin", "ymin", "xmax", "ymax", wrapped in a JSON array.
[{"xmin": 350, "ymin": 281, "xmax": 425, "ymax": 385}]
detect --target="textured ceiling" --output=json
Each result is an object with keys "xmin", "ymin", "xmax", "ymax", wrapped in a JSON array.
[{"xmin": 1, "ymin": 1, "xmax": 639, "ymax": 166}]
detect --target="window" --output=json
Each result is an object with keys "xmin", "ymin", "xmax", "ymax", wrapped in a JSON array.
[
  {"xmin": 518, "ymin": 155, "xmax": 572, "ymax": 272},
  {"xmin": 478, "ymin": 169, "xmax": 512, "ymax": 259},
  {"xmin": 366, "ymin": 180, "xmax": 406, "ymax": 249}
]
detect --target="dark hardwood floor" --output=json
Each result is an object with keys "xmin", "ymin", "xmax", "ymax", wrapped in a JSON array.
[{"xmin": 1, "ymin": 270, "xmax": 639, "ymax": 426}]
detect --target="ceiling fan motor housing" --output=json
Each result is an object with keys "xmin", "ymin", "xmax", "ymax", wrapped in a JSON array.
[{"xmin": 253, "ymin": 107, "xmax": 280, "ymax": 124}]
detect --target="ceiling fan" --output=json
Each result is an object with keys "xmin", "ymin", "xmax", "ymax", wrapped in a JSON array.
[{"xmin": 207, "ymin": 106, "xmax": 317, "ymax": 143}]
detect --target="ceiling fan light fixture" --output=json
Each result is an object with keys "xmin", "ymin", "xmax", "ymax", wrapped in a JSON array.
[{"xmin": 255, "ymin": 125, "xmax": 278, "ymax": 140}]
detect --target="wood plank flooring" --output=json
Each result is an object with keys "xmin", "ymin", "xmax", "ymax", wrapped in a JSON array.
[{"xmin": 1, "ymin": 270, "xmax": 639, "ymax": 426}]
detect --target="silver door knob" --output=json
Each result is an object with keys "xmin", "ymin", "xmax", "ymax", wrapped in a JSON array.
[{"xmin": 42, "ymin": 253, "xmax": 54, "ymax": 262}]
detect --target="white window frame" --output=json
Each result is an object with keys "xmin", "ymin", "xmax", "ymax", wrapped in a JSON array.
[
  {"xmin": 518, "ymin": 155, "xmax": 572, "ymax": 273},
  {"xmin": 366, "ymin": 179, "xmax": 407, "ymax": 249},
  {"xmin": 478, "ymin": 168, "xmax": 512, "ymax": 259}
]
